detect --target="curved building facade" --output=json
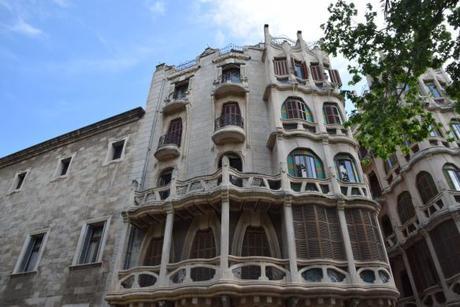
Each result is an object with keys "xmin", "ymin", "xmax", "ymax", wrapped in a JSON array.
[
  {"xmin": 362, "ymin": 69, "xmax": 460, "ymax": 307},
  {"xmin": 105, "ymin": 25, "xmax": 398, "ymax": 307}
]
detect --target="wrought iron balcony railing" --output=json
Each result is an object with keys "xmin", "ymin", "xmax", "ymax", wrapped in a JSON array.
[
  {"xmin": 158, "ymin": 134, "xmax": 181, "ymax": 148},
  {"xmin": 215, "ymin": 114, "xmax": 244, "ymax": 130}
]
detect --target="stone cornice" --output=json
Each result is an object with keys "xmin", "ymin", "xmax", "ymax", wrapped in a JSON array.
[{"xmin": 0, "ymin": 107, "xmax": 145, "ymax": 169}]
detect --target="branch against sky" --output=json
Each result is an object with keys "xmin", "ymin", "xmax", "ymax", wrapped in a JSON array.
[{"xmin": 320, "ymin": 0, "xmax": 460, "ymax": 159}]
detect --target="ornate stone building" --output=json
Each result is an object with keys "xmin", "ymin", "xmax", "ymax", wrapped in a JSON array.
[
  {"xmin": 362, "ymin": 69, "xmax": 460, "ymax": 307},
  {"xmin": 0, "ymin": 25, "xmax": 398, "ymax": 306}
]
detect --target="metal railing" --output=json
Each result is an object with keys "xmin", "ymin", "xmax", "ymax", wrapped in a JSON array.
[
  {"xmin": 158, "ymin": 134, "xmax": 181, "ymax": 148},
  {"xmin": 215, "ymin": 114, "xmax": 244, "ymax": 130}
]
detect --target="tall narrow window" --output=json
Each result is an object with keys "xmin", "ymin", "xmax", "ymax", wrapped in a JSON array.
[
  {"xmin": 293, "ymin": 60, "xmax": 308, "ymax": 79},
  {"xmin": 293, "ymin": 204, "xmax": 345, "ymax": 260},
  {"xmin": 416, "ymin": 171, "xmax": 438, "ymax": 204},
  {"xmin": 328, "ymin": 69, "xmax": 342, "ymax": 86},
  {"xmin": 273, "ymin": 57, "xmax": 288, "ymax": 76},
  {"xmin": 406, "ymin": 239, "xmax": 439, "ymax": 293},
  {"xmin": 173, "ymin": 80, "xmax": 189, "ymax": 100},
  {"xmin": 397, "ymin": 192, "xmax": 416, "ymax": 224},
  {"xmin": 78, "ymin": 222, "xmax": 106, "ymax": 265},
  {"xmin": 222, "ymin": 64, "xmax": 241, "ymax": 83},
  {"xmin": 335, "ymin": 154, "xmax": 359, "ymax": 183},
  {"xmin": 310, "ymin": 63, "xmax": 323, "ymax": 81},
  {"xmin": 287, "ymin": 149, "xmax": 325, "ymax": 179},
  {"xmin": 430, "ymin": 219, "xmax": 460, "ymax": 278},
  {"xmin": 190, "ymin": 228, "xmax": 216, "ymax": 258},
  {"xmin": 346, "ymin": 208, "xmax": 385, "ymax": 261},
  {"xmin": 17, "ymin": 233, "xmax": 45, "ymax": 273},
  {"xmin": 111, "ymin": 140, "xmax": 125, "ymax": 160},
  {"xmin": 281, "ymin": 97, "xmax": 313, "ymax": 122},
  {"xmin": 384, "ymin": 153, "xmax": 398, "ymax": 174},
  {"xmin": 143, "ymin": 236, "xmax": 163, "ymax": 266},
  {"xmin": 381, "ymin": 215, "xmax": 393, "ymax": 237},
  {"xmin": 165, "ymin": 118, "xmax": 182, "ymax": 146},
  {"xmin": 450, "ymin": 119, "xmax": 460, "ymax": 139},
  {"xmin": 217, "ymin": 102, "xmax": 243, "ymax": 128},
  {"xmin": 425, "ymin": 81, "xmax": 441, "ymax": 98},
  {"xmin": 323, "ymin": 103, "xmax": 342, "ymax": 125},
  {"xmin": 13, "ymin": 171, "xmax": 27, "ymax": 190},
  {"xmin": 368, "ymin": 172, "xmax": 382, "ymax": 198},
  {"xmin": 443, "ymin": 164, "xmax": 460, "ymax": 191},
  {"xmin": 158, "ymin": 168, "xmax": 173, "ymax": 186},
  {"xmin": 59, "ymin": 157, "xmax": 72, "ymax": 176}
]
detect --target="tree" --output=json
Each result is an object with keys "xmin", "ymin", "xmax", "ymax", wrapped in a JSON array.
[{"xmin": 320, "ymin": 0, "xmax": 459, "ymax": 159}]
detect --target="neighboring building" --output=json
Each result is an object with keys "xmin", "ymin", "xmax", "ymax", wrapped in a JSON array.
[
  {"xmin": 362, "ymin": 69, "xmax": 460, "ymax": 306},
  {"xmin": 0, "ymin": 25, "xmax": 398, "ymax": 306}
]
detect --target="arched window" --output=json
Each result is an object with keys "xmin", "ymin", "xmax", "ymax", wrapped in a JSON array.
[
  {"xmin": 397, "ymin": 192, "xmax": 416, "ymax": 224},
  {"xmin": 292, "ymin": 204, "xmax": 345, "ymax": 260},
  {"xmin": 143, "ymin": 236, "xmax": 163, "ymax": 266},
  {"xmin": 242, "ymin": 226, "xmax": 271, "ymax": 257},
  {"xmin": 335, "ymin": 154, "xmax": 359, "ymax": 183},
  {"xmin": 287, "ymin": 149, "xmax": 325, "ymax": 179},
  {"xmin": 157, "ymin": 168, "xmax": 173, "ymax": 186},
  {"xmin": 323, "ymin": 103, "xmax": 342, "ymax": 125},
  {"xmin": 429, "ymin": 219, "xmax": 460, "ymax": 278},
  {"xmin": 165, "ymin": 118, "xmax": 182, "ymax": 146},
  {"xmin": 450, "ymin": 119, "xmax": 460, "ymax": 140},
  {"xmin": 190, "ymin": 228, "xmax": 216, "ymax": 259},
  {"xmin": 443, "ymin": 163, "xmax": 460, "ymax": 191},
  {"xmin": 281, "ymin": 97, "xmax": 313, "ymax": 122},
  {"xmin": 217, "ymin": 102, "xmax": 243, "ymax": 128},
  {"xmin": 416, "ymin": 171, "xmax": 438, "ymax": 204},
  {"xmin": 368, "ymin": 171, "xmax": 382, "ymax": 198},
  {"xmin": 218, "ymin": 152, "xmax": 243, "ymax": 171},
  {"xmin": 381, "ymin": 215, "xmax": 393, "ymax": 237}
]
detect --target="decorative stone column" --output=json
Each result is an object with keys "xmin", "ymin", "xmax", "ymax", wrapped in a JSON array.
[
  {"xmin": 400, "ymin": 248, "xmax": 422, "ymax": 306},
  {"xmin": 283, "ymin": 198, "xmax": 300, "ymax": 282},
  {"xmin": 337, "ymin": 200, "xmax": 358, "ymax": 283},
  {"xmin": 220, "ymin": 156, "xmax": 231, "ymax": 279},
  {"xmin": 321, "ymin": 139, "xmax": 341, "ymax": 195},
  {"xmin": 159, "ymin": 206, "xmax": 174, "ymax": 285}
]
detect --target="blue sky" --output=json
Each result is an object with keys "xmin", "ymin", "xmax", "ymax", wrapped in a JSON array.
[{"xmin": 0, "ymin": 0, "xmax": 376, "ymax": 157}]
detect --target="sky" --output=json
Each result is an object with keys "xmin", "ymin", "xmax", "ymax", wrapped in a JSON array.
[{"xmin": 0, "ymin": 0, "xmax": 381, "ymax": 157}]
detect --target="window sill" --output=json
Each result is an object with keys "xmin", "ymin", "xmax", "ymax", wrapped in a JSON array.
[
  {"xmin": 69, "ymin": 262, "xmax": 102, "ymax": 271},
  {"xmin": 50, "ymin": 175, "xmax": 69, "ymax": 182},
  {"xmin": 7, "ymin": 189, "xmax": 22, "ymax": 195},
  {"xmin": 102, "ymin": 158, "xmax": 124, "ymax": 167},
  {"xmin": 10, "ymin": 270, "xmax": 37, "ymax": 277}
]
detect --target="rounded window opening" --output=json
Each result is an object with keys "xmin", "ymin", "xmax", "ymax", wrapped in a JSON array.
[
  {"xmin": 157, "ymin": 167, "xmax": 174, "ymax": 186},
  {"xmin": 281, "ymin": 97, "xmax": 313, "ymax": 122},
  {"xmin": 287, "ymin": 148, "xmax": 325, "ymax": 179},
  {"xmin": 218, "ymin": 152, "xmax": 243, "ymax": 172}
]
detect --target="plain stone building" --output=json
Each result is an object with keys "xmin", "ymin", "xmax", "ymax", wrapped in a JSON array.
[
  {"xmin": 362, "ymin": 69, "xmax": 460, "ymax": 306},
  {"xmin": 0, "ymin": 25, "xmax": 400, "ymax": 306}
]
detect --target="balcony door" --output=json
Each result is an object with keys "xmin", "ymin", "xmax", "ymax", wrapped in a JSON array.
[
  {"xmin": 166, "ymin": 118, "xmax": 182, "ymax": 145},
  {"xmin": 221, "ymin": 102, "xmax": 241, "ymax": 126}
]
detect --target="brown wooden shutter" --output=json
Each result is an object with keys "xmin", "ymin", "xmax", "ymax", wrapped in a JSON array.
[
  {"xmin": 430, "ymin": 219, "xmax": 460, "ymax": 278},
  {"xmin": 406, "ymin": 239, "xmax": 439, "ymax": 293},
  {"xmin": 242, "ymin": 226, "xmax": 271, "ymax": 257},
  {"xmin": 273, "ymin": 58, "xmax": 288, "ymax": 76},
  {"xmin": 310, "ymin": 64, "xmax": 323, "ymax": 81},
  {"xmin": 167, "ymin": 118, "xmax": 182, "ymax": 146},
  {"xmin": 302, "ymin": 63, "xmax": 308, "ymax": 79},
  {"xmin": 143, "ymin": 237, "xmax": 163, "ymax": 266},
  {"xmin": 190, "ymin": 228, "xmax": 216, "ymax": 259},
  {"xmin": 329, "ymin": 69, "xmax": 342, "ymax": 86}
]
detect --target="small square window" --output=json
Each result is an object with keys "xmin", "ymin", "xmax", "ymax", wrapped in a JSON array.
[
  {"xmin": 78, "ymin": 222, "xmax": 106, "ymax": 265},
  {"xmin": 111, "ymin": 140, "xmax": 125, "ymax": 161},
  {"xmin": 59, "ymin": 157, "xmax": 72, "ymax": 176},
  {"xmin": 173, "ymin": 80, "xmax": 189, "ymax": 100}
]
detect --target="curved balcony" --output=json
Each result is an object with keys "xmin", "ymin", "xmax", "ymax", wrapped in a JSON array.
[
  {"xmin": 212, "ymin": 115, "xmax": 245, "ymax": 145},
  {"xmin": 162, "ymin": 98, "xmax": 188, "ymax": 115},
  {"xmin": 154, "ymin": 134, "xmax": 181, "ymax": 161},
  {"xmin": 213, "ymin": 76, "xmax": 248, "ymax": 99},
  {"xmin": 107, "ymin": 256, "xmax": 396, "ymax": 305}
]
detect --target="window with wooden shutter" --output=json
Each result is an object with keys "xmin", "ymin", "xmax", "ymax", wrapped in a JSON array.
[
  {"xmin": 406, "ymin": 239, "xmax": 439, "ymax": 293},
  {"xmin": 287, "ymin": 149, "xmax": 325, "ymax": 179},
  {"xmin": 328, "ymin": 69, "xmax": 342, "ymax": 86},
  {"xmin": 323, "ymin": 103, "xmax": 342, "ymax": 125},
  {"xmin": 190, "ymin": 228, "xmax": 216, "ymax": 258},
  {"xmin": 397, "ymin": 192, "xmax": 416, "ymax": 224},
  {"xmin": 416, "ymin": 171, "xmax": 438, "ymax": 204},
  {"xmin": 430, "ymin": 219, "xmax": 460, "ymax": 278},
  {"xmin": 346, "ymin": 208, "xmax": 385, "ymax": 261},
  {"xmin": 242, "ymin": 226, "xmax": 271, "ymax": 257},
  {"xmin": 143, "ymin": 237, "xmax": 163, "ymax": 266},
  {"xmin": 293, "ymin": 204, "xmax": 345, "ymax": 260},
  {"xmin": 310, "ymin": 63, "xmax": 323, "ymax": 81},
  {"xmin": 293, "ymin": 60, "xmax": 308, "ymax": 80},
  {"xmin": 273, "ymin": 57, "xmax": 288, "ymax": 76},
  {"xmin": 166, "ymin": 118, "xmax": 182, "ymax": 146},
  {"xmin": 281, "ymin": 97, "xmax": 314, "ymax": 122}
]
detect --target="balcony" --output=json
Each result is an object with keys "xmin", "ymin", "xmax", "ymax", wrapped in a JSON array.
[
  {"xmin": 213, "ymin": 72, "xmax": 248, "ymax": 99},
  {"xmin": 154, "ymin": 134, "xmax": 181, "ymax": 161},
  {"xmin": 212, "ymin": 115, "xmax": 245, "ymax": 145},
  {"xmin": 162, "ymin": 97, "xmax": 188, "ymax": 115}
]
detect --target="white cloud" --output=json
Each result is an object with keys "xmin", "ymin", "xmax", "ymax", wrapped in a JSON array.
[
  {"xmin": 8, "ymin": 18, "xmax": 43, "ymax": 37},
  {"xmin": 52, "ymin": 0, "xmax": 71, "ymax": 8},
  {"xmin": 148, "ymin": 0, "xmax": 166, "ymax": 15}
]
